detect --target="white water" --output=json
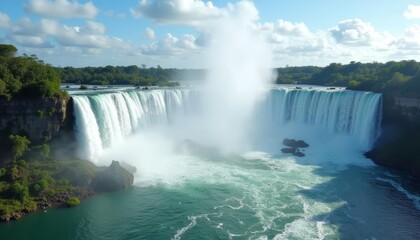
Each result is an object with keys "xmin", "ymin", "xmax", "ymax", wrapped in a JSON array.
[{"xmin": 71, "ymin": 86, "xmax": 382, "ymax": 161}]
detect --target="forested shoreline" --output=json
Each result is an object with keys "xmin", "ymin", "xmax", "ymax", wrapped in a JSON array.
[
  {"xmin": 55, "ymin": 65, "xmax": 182, "ymax": 87},
  {"xmin": 276, "ymin": 60, "xmax": 420, "ymax": 96}
]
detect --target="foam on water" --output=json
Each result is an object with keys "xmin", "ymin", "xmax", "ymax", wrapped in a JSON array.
[{"xmin": 376, "ymin": 177, "xmax": 420, "ymax": 210}]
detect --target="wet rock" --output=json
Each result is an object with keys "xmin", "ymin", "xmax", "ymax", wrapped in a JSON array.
[
  {"xmin": 90, "ymin": 161, "xmax": 134, "ymax": 192},
  {"xmin": 120, "ymin": 161, "xmax": 137, "ymax": 174},
  {"xmin": 281, "ymin": 148, "xmax": 296, "ymax": 154},
  {"xmin": 293, "ymin": 150, "xmax": 305, "ymax": 157},
  {"xmin": 283, "ymin": 138, "xmax": 309, "ymax": 148}
]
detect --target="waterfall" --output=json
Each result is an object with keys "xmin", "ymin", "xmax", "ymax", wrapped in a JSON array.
[
  {"xmin": 260, "ymin": 88, "xmax": 382, "ymax": 148},
  {"xmin": 72, "ymin": 89, "xmax": 200, "ymax": 161},
  {"xmin": 71, "ymin": 87, "xmax": 382, "ymax": 161}
]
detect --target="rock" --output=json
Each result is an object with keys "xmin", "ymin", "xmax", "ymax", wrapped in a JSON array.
[
  {"xmin": 90, "ymin": 161, "xmax": 134, "ymax": 193},
  {"xmin": 0, "ymin": 98, "xmax": 68, "ymax": 145},
  {"xmin": 283, "ymin": 138, "xmax": 309, "ymax": 148},
  {"xmin": 120, "ymin": 161, "xmax": 137, "ymax": 174},
  {"xmin": 281, "ymin": 148, "xmax": 296, "ymax": 154},
  {"xmin": 293, "ymin": 150, "xmax": 305, "ymax": 157}
]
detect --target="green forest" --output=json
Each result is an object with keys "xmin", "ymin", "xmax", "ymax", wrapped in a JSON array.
[
  {"xmin": 55, "ymin": 65, "xmax": 181, "ymax": 87},
  {"xmin": 276, "ymin": 60, "xmax": 420, "ymax": 96},
  {"xmin": 0, "ymin": 45, "xmax": 66, "ymax": 100}
]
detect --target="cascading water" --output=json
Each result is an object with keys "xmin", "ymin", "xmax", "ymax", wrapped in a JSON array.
[
  {"xmin": 72, "ymin": 86, "xmax": 382, "ymax": 161},
  {"xmin": 259, "ymin": 87, "xmax": 382, "ymax": 149},
  {"xmin": 72, "ymin": 88, "xmax": 200, "ymax": 161}
]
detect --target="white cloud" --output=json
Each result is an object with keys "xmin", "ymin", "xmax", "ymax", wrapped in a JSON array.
[
  {"xmin": 80, "ymin": 21, "xmax": 106, "ymax": 35},
  {"xmin": 270, "ymin": 19, "xmax": 311, "ymax": 37},
  {"xmin": 144, "ymin": 27, "xmax": 156, "ymax": 40},
  {"xmin": 397, "ymin": 24, "xmax": 420, "ymax": 50},
  {"xmin": 329, "ymin": 18, "xmax": 395, "ymax": 50},
  {"xmin": 104, "ymin": 11, "xmax": 127, "ymax": 19},
  {"xmin": 7, "ymin": 35, "xmax": 54, "ymax": 48},
  {"xmin": 226, "ymin": 0, "xmax": 259, "ymax": 22},
  {"xmin": 53, "ymin": 22, "xmax": 128, "ymax": 50},
  {"xmin": 0, "ymin": 12, "xmax": 10, "ymax": 29},
  {"xmin": 404, "ymin": 5, "xmax": 420, "ymax": 19},
  {"xmin": 257, "ymin": 19, "xmax": 328, "ymax": 54},
  {"xmin": 5, "ymin": 17, "xmax": 133, "ymax": 54},
  {"xmin": 6, "ymin": 18, "xmax": 57, "ymax": 48},
  {"xmin": 130, "ymin": 0, "xmax": 261, "ymax": 26},
  {"xmin": 330, "ymin": 18, "xmax": 376, "ymax": 46},
  {"xmin": 25, "ymin": 0, "xmax": 98, "ymax": 19},
  {"xmin": 142, "ymin": 33, "xmax": 199, "ymax": 55}
]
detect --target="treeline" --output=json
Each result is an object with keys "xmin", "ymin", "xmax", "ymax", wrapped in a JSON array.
[
  {"xmin": 55, "ymin": 65, "xmax": 181, "ymax": 87},
  {"xmin": 0, "ymin": 45, "xmax": 66, "ymax": 100},
  {"xmin": 276, "ymin": 60, "xmax": 420, "ymax": 96}
]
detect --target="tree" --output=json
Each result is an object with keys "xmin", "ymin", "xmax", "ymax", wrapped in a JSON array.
[
  {"xmin": 34, "ymin": 144, "xmax": 50, "ymax": 161},
  {"xmin": 9, "ymin": 182, "xmax": 29, "ymax": 201},
  {"xmin": 0, "ymin": 44, "xmax": 17, "ymax": 58},
  {"xmin": 9, "ymin": 135, "xmax": 31, "ymax": 161}
]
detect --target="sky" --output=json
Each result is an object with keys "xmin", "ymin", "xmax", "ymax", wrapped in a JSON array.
[{"xmin": 0, "ymin": 0, "xmax": 420, "ymax": 68}]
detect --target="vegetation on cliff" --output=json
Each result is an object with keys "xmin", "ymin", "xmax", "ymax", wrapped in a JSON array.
[
  {"xmin": 0, "ymin": 159, "xmax": 87, "ymax": 221},
  {"xmin": 0, "ymin": 157, "xmax": 134, "ymax": 221},
  {"xmin": 276, "ymin": 60, "xmax": 420, "ymax": 96},
  {"xmin": 0, "ymin": 44, "xmax": 67, "ymax": 100}
]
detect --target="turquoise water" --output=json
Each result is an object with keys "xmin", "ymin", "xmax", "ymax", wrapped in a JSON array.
[{"xmin": 1, "ymin": 150, "xmax": 419, "ymax": 240}]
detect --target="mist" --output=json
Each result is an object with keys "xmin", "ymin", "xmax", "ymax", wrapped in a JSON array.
[
  {"xmin": 199, "ymin": 6, "xmax": 275, "ymax": 152},
  {"xmin": 96, "ymin": 1, "xmax": 276, "ymax": 180}
]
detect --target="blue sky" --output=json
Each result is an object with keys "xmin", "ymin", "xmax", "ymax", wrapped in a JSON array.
[{"xmin": 0, "ymin": 0, "xmax": 419, "ymax": 68}]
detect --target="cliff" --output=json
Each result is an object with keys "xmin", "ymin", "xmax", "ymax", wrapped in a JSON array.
[
  {"xmin": 367, "ymin": 94, "xmax": 420, "ymax": 178},
  {"xmin": 90, "ymin": 161, "xmax": 134, "ymax": 192},
  {"xmin": 383, "ymin": 95, "xmax": 420, "ymax": 123},
  {"xmin": 0, "ymin": 97, "xmax": 70, "ymax": 160}
]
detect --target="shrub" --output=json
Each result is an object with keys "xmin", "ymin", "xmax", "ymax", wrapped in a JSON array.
[
  {"xmin": 32, "ymin": 179, "xmax": 49, "ymax": 196},
  {"xmin": 0, "ymin": 168, "xmax": 6, "ymax": 178},
  {"xmin": 9, "ymin": 135, "xmax": 31, "ymax": 161},
  {"xmin": 66, "ymin": 196, "xmax": 80, "ymax": 207},
  {"xmin": 9, "ymin": 182, "xmax": 29, "ymax": 201}
]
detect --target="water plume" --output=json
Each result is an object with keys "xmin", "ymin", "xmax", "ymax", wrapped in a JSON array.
[{"xmin": 198, "ymin": 1, "xmax": 275, "ymax": 152}]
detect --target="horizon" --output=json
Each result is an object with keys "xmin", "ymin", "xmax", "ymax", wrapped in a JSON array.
[{"xmin": 0, "ymin": 0, "xmax": 420, "ymax": 68}]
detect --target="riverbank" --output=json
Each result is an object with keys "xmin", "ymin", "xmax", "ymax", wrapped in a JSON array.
[{"xmin": 0, "ymin": 159, "xmax": 133, "ymax": 222}]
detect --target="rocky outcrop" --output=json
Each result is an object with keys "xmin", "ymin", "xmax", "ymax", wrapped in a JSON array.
[
  {"xmin": 281, "ymin": 138, "xmax": 308, "ymax": 157},
  {"xmin": 283, "ymin": 138, "xmax": 309, "ymax": 148},
  {"xmin": 382, "ymin": 94, "xmax": 420, "ymax": 124},
  {"xmin": 0, "ymin": 97, "xmax": 69, "ymax": 144},
  {"xmin": 365, "ymin": 126, "xmax": 420, "ymax": 178},
  {"xmin": 90, "ymin": 161, "xmax": 134, "ymax": 192}
]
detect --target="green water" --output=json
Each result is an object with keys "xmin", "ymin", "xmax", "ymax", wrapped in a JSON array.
[{"xmin": 1, "ymin": 151, "xmax": 419, "ymax": 240}]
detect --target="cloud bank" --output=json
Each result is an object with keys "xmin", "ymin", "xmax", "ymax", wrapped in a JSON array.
[
  {"xmin": 25, "ymin": 0, "xmax": 98, "ymax": 19},
  {"xmin": 0, "ymin": 0, "xmax": 419, "ymax": 67}
]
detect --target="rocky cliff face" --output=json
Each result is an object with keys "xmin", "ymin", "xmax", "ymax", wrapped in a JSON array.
[
  {"xmin": 384, "ymin": 96, "xmax": 420, "ymax": 124},
  {"xmin": 90, "ymin": 161, "xmax": 134, "ymax": 192},
  {"xmin": 367, "ymin": 94, "xmax": 420, "ymax": 178},
  {"xmin": 0, "ymin": 98, "xmax": 69, "ymax": 144}
]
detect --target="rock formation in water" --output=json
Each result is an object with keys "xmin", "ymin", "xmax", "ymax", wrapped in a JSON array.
[
  {"xmin": 90, "ymin": 161, "xmax": 134, "ymax": 193},
  {"xmin": 283, "ymin": 138, "xmax": 309, "ymax": 148},
  {"xmin": 281, "ymin": 138, "xmax": 309, "ymax": 157}
]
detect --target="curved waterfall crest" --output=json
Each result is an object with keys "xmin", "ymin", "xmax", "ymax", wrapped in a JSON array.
[
  {"xmin": 261, "ymin": 88, "xmax": 382, "ymax": 148},
  {"xmin": 71, "ymin": 87, "xmax": 382, "ymax": 161}
]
